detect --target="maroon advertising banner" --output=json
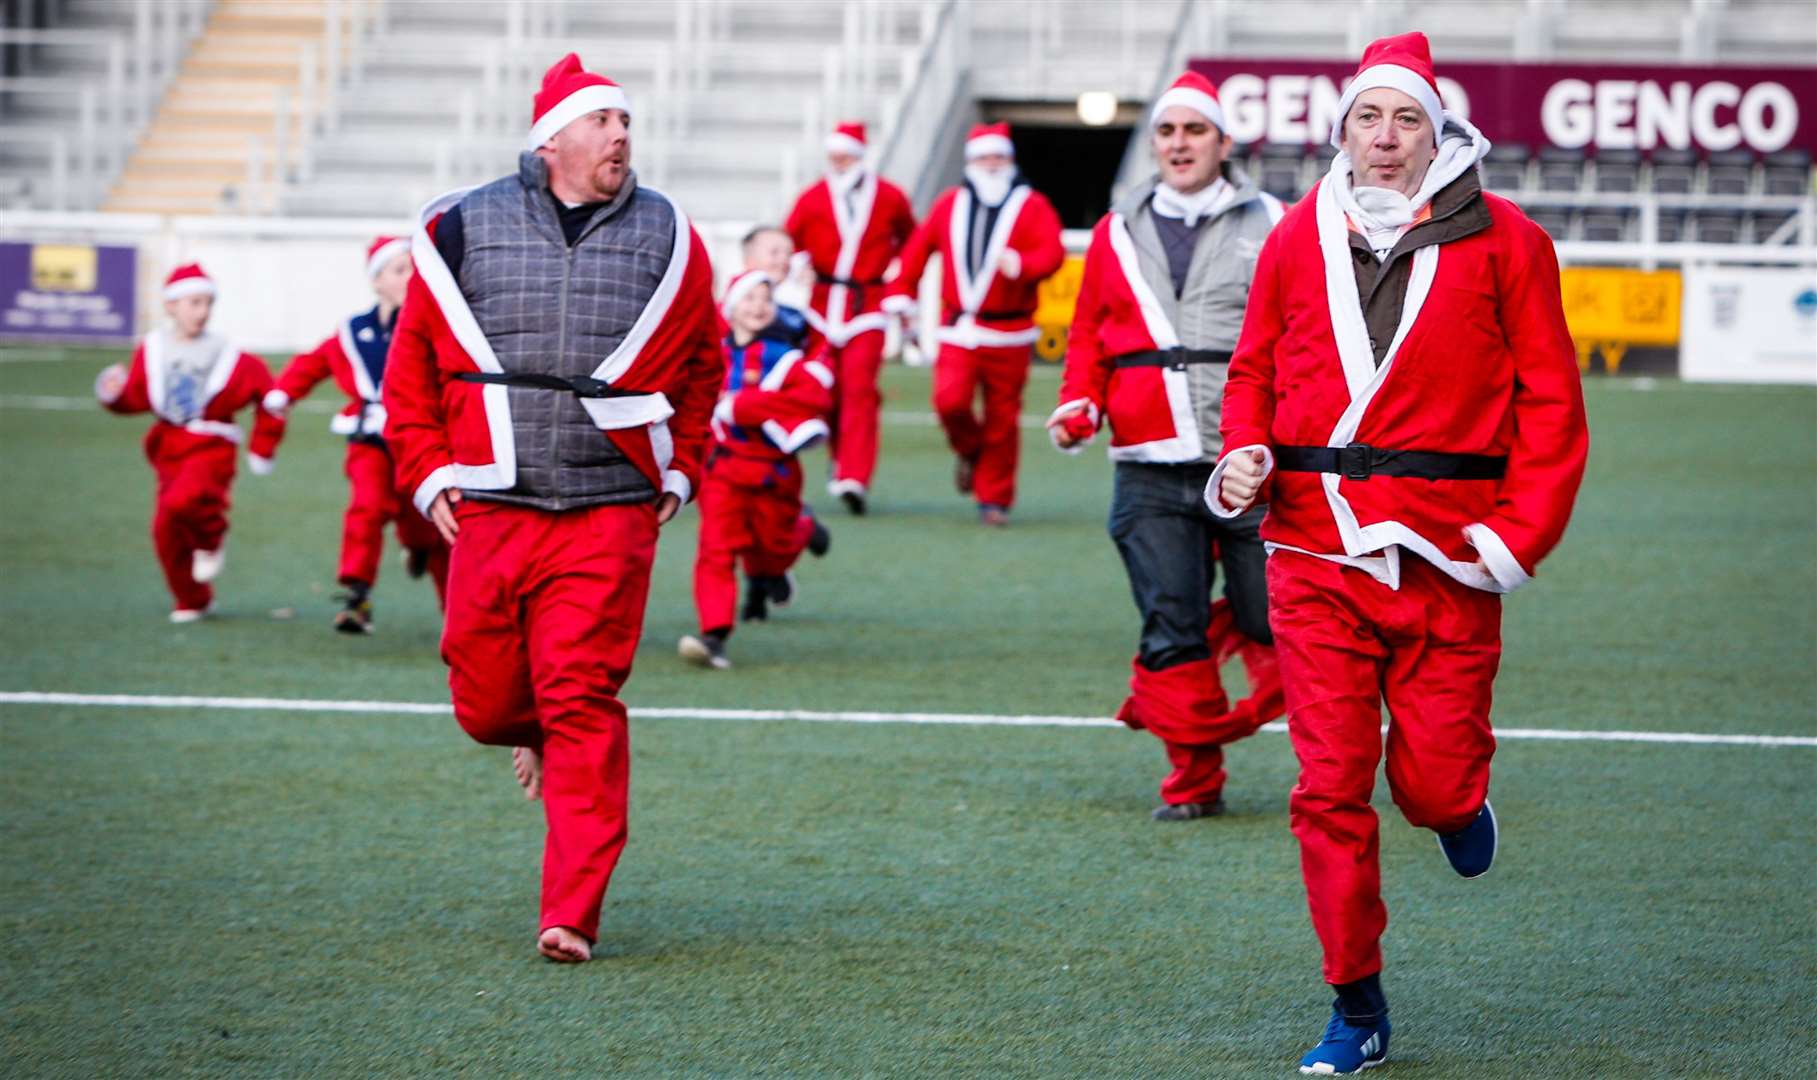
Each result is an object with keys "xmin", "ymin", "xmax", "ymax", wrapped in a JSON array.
[{"xmin": 1186, "ymin": 57, "xmax": 1815, "ymax": 155}]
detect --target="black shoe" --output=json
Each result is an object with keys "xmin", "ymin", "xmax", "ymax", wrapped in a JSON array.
[
  {"xmin": 403, "ymin": 547, "xmax": 431, "ymax": 579},
  {"xmin": 839, "ymin": 489, "xmax": 867, "ymax": 516},
  {"xmin": 768, "ymin": 572, "xmax": 796, "ymax": 608},
  {"xmin": 740, "ymin": 577, "xmax": 770, "ymax": 622},
  {"xmin": 805, "ymin": 514, "xmax": 831, "ymax": 558},
  {"xmin": 332, "ymin": 585, "xmax": 374, "ymax": 635},
  {"xmin": 678, "ymin": 630, "xmax": 731, "ymax": 670},
  {"xmin": 1151, "ymin": 798, "xmax": 1225, "ymax": 821}
]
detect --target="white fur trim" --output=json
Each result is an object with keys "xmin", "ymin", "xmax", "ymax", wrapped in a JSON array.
[
  {"xmin": 762, "ymin": 417, "xmax": 830, "ymax": 454},
  {"xmin": 964, "ymin": 133, "xmax": 1014, "ymax": 160},
  {"xmin": 365, "ymin": 239, "xmax": 411, "ymax": 281},
  {"xmin": 1205, "ymin": 444, "xmax": 1275, "ymax": 518},
  {"xmin": 261, "ymin": 388, "xmax": 291, "ymax": 414},
  {"xmin": 949, "ymin": 184, "xmax": 1032, "ymax": 318},
  {"xmin": 412, "ymin": 463, "xmax": 459, "ymax": 518},
  {"xmin": 811, "ymin": 170, "xmax": 880, "ymax": 346},
  {"xmin": 880, "ymin": 293, "xmax": 916, "ymax": 316},
  {"xmin": 935, "ymin": 320, "xmax": 1039, "ymax": 349},
  {"xmin": 825, "ymin": 132, "xmax": 865, "ymax": 157},
  {"xmin": 803, "ymin": 359, "xmax": 835, "ymax": 389},
  {"xmin": 1330, "ymin": 63, "xmax": 1444, "ymax": 148},
  {"xmin": 1100, "ymin": 214, "xmax": 1202, "ymax": 463},
  {"xmin": 162, "ymin": 277, "xmax": 215, "ymax": 301},
  {"xmin": 183, "ymin": 419, "xmax": 242, "ymax": 443},
  {"xmin": 661, "ymin": 468, "xmax": 691, "ymax": 504},
  {"xmin": 1151, "ymin": 87, "xmax": 1226, "ymax": 132},
  {"xmin": 757, "ymin": 349, "xmax": 804, "ymax": 392},
  {"xmin": 246, "ymin": 453, "xmax": 274, "ymax": 476},
  {"xmin": 827, "ymin": 478, "xmax": 866, "ymax": 498},
  {"xmin": 143, "ymin": 330, "xmax": 240, "ymax": 424},
  {"xmin": 1106, "ymin": 215, "xmax": 1179, "ymax": 349},
  {"xmin": 328, "ymin": 404, "xmax": 387, "ymax": 437},
  {"xmin": 526, "ymin": 83, "xmax": 631, "ymax": 152},
  {"xmin": 1464, "ymin": 522, "xmax": 1533, "ymax": 592},
  {"xmin": 578, "ymin": 392, "xmax": 675, "ymax": 431}
]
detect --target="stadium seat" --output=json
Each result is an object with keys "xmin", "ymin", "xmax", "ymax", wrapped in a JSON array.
[
  {"xmin": 1762, "ymin": 150, "xmax": 1813, "ymax": 197},
  {"xmin": 1482, "ymin": 143, "xmax": 1530, "ymax": 193},
  {"xmin": 1580, "ymin": 209, "xmax": 1631, "ymax": 242},
  {"xmin": 1648, "ymin": 148, "xmax": 1698, "ymax": 195},
  {"xmin": 1593, "ymin": 149, "xmax": 1642, "ymax": 193},
  {"xmin": 1529, "ymin": 207, "xmax": 1573, "ymax": 240},
  {"xmin": 1692, "ymin": 210, "xmax": 1744, "ymax": 244},
  {"xmin": 1705, "ymin": 151, "xmax": 1755, "ymax": 197},
  {"xmin": 1538, "ymin": 147, "xmax": 1584, "ymax": 194},
  {"xmin": 1654, "ymin": 208, "xmax": 1690, "ymax": 243},
  {"xmin": 1258, "ymin": 144, "xmax": 1305, "ymax": 201},
  {"xmin": 1747, "ymin": 210, "xmax": 1798, "ymax": 244}
]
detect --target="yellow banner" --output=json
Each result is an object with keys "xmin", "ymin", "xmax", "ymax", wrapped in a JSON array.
[
  {"xmin": 30, "ymin": 244, "xmax": 99, "ymax": 292},
  {"xmin": 1560, "ymin": 267, "xmax": 1681, "ymax": 373}
]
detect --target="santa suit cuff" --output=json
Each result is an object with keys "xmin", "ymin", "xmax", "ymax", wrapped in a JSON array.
[
  {"xmin": 1205, "ymin": 444, "xmax": 1274, "ymax": 519},
  {"xmin": 661, "ymin": 469, "xmax": 693, "ymax": 505},
  {"xmin": 261, "ymin": 389, "xmax": 291, "ymax": 415},
  {"xmin": 881, "ymin": 293, "xmax": 916, "ymax": 317},
  {"xmin": 1045, "ymin": 398, "xmax": 1100, "ymax": 455},
  {"xmin": 247, "ymin": 453, "xmax": 275, "ymax": 476},
  {"xmin": 1463, "ymin": 522, "xmax": 1534, "ymax": 593},
  {"xmin": 412, "ymin": 464, "xmax": 459, "ymax": 518}
]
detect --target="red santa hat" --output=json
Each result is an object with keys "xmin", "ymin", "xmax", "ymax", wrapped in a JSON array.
[
  {"xmin": 720, "ymin": 268, "xmax": 773, "ymax": 319},
  {"xmin": 1149, "ymin": 71, "xmax": 1226, "ymax": 133},
  {"xmin": 162, "ymin": 263, "xmax": 214, "ymax": 301},
  {"xmin": 365, "ymin": 235, "xmax": 410, "ymax": 280},
  {"xmin": 963, "ymin": 122, "xmax": 1015, "ymax": 161},
  {"xmin": 1330, "ymin": 31, "xmax": 1446, "ymax": 147},
  {"xmin": 527, "ymin": 53, "xmax": 631, "ymax": 153},
  {"xmin": 825, "ymin": 121, "xmax": 866, "ymax": 158}
]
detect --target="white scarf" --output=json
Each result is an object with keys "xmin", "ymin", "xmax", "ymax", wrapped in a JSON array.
[
  {"xmin": 1150, "ymin": 176, "xmax": 1234, "ymax": 228},
  {"xmin": 963, "ymin": 164, "xmax": 1015, "ymax": 208},
  {"xmin": 1329, "ymin": 116, "xmax": 1491, "ymax": 259},
  {"xmin": 827, "ymin": 164, "xmax": 864, "ymax": 199}
]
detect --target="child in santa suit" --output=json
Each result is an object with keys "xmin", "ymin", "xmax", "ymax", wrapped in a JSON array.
[
  {"xmin": 679, "ymin": 270, "xmax": 834, "ymax": 670},
  {"xmin": 884, "ymin": 122, "xmax": 1065, "ymax": 526},
  {"xmin": 784, "ymin": 121, "xmax": 916, "ymax": 515},
  {"xmin": 261, "ymin": 236, "xmax": 450, "ymax": 633},
  {"xmin": 95, "ymin": 264, "xmax": 285, "ymax": 621}
]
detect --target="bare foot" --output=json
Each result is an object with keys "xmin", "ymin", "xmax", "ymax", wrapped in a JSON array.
[
  {"xmin": 512, "ymin": 746, "xmax": 542, "ymax": 801},
  {"xmin": 538, "ymin": 926, "xmax": 592, "ymax": 963}
]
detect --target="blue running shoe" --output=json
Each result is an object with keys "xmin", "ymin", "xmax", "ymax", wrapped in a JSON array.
[
  {"xmin": 1299, "ymin": 1008, "xmax": 1390, "ymax": 1075},
  {"xmin": 1437, "ymin": 800, "xmax": 1498, "ymax": 878}
]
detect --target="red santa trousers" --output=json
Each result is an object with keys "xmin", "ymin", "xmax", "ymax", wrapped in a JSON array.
[
  {"xmin": 340, "ymin": 441, "xmax": 449, "ymax": 603},
  {"xmin": 150, "ymin": 442, "xmax": 236, "ymax": 612},
  {"xmin": 822, "ymin": 328, "xmax": 885, "ymax": 491},
  {"xmin": 692, "ymin": 452, "xmax": 813, "ymax": 634},
  {"xmin": 441, "ymin": 498, "xmax": 659, "ymax": 943},
  {"xmin": 1116, "ymin": 600, "xmax": 1285, "ymax": 805},
  {"xmin": 932, "ymin": 341, "xmax": 1031, "ymax": 509},
  {"xmin": 1268, "ymin": 550, "xmax": 1501, "ymax": 985}
]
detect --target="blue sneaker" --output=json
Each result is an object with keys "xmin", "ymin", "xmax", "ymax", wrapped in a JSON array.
[
  {"xmin": 1299, "ymin": 1008, "xmax": 1390, "ymax": 1075},
  {"xmin": 1437, "ymin": 800, "xmax": 1498, "ymax": 878}
]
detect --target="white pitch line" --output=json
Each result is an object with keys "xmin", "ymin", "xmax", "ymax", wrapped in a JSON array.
[{"xmin": 2, "ymin": 691, "xmax": 1812, "ymax": 747}]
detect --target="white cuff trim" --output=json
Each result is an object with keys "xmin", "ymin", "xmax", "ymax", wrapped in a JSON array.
[
  {"xmin": 1205, "ymin": 444, "xmax": 1274, "ymax": 519},
  {"xmin": 262, "ymin": 389, "xmax": 291, "ymax": 415},
  {"xmin": 1044, "ymin": 397, "xmax": 1100, "ymax": 455},
  {"xmin": 881, "ymin": 293, "xmax": 916, "ymax": 316},
  {"xmin": 661, "ymin": 469, "xmax": 692, "ymax": 505},
  {"xmin": 1463, "ymin": 522, "xmax": 1533, "ymax": 593},
  {"xmin": 246, "ymin": 453, "xmax": 274, "ymax": 476},
  {"xmin": 413, "ymin": 464, "xmax": 458, "ymax": 518}
]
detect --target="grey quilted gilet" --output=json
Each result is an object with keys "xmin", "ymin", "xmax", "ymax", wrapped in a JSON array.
[{"xmin": 456, "ymin": 153, "xmax": 676, "ymax": 510}]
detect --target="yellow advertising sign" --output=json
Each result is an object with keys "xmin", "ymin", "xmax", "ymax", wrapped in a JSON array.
[
  {"xmin": 1033, "ymin": 253, "xmax": 1085, "ymax": 363},
  {"xmin": 1559, "ymin": 267, "xmax": 1681, "ymax": 374},
  {"xmin": 30, "ymin": 244, "xmax": 99, "ymax": 292}
]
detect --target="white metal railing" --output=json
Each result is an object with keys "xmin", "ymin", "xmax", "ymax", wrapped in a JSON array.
[
  {"xmin": 0, "ymin": 1, "xmax": 212, "ymax": 210},
  {"xmin": 874, "ymin": 0, "xmax": 967, "ymax": 210}
]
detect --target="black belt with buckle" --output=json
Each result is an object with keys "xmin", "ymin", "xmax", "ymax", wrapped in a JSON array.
[
  {"xmin": 1274, "ymin": 443, "xmax": 1508, "ymax": 481},
  {"xmin": 454, "ymin": 372, "xmax": 649, "ymax": 399},
  {"xmin": 1113, "ymin": 348, "xmax": 1233, "ymax": 370}
]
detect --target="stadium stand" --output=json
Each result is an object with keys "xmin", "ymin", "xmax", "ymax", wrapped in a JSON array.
[{"xmin": 2, "ymin": 0, "xmax": 1812, "ymax": 252}]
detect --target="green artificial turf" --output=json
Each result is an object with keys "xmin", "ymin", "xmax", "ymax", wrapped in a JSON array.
[{"xmin": 2, "ymin": 348, "xmax": 1813, "ymax": 1077}]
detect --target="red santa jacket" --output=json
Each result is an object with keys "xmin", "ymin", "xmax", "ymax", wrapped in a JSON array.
[
  {"xmin": 882, "ymin": 181, "xmax": 1065, "ymax": 349},
  {"xmin": 383, "ymin": 186, "xmax": 723, "ymax": 517},
  {"xmin": 97, "ymin": 330, "xmax": 284, "ymax": 464},
  {"xmin": 1210, "ymin": 179, "xmax": 1589, "ymax": 594},
  {"xmin": 784, "ymin": 171, "xmax": 916, "ymax": 346},
  {"xmin": 710, "ymin": 335, "xmax": 835, "ymax": 469},
  {"xmin": 265, "ymin": 305, "xmax": 392, "ymax": 442}
]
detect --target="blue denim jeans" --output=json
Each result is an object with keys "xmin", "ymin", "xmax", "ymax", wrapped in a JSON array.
[{"xmin": 1107, "ymin": 461, "xmax": 1271, "ymax": 669}]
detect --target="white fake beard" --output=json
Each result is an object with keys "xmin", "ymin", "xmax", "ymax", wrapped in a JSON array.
[
  {"xmin": 827, "ymin": 163, "xmax": 864, "ymax": 196},
  {"xmin": 964, "ymin": 164, "xmax": 1014, "ymax": 207}
]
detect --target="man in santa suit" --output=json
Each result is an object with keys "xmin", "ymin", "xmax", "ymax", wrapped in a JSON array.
[
  {"xmin": 262, "ymin": 236, "xmax": 450, "ymax": 633},
  {"xmin": 95, "ymin": 264, "xmax": 284, "ymax": 622},
  {"xmin": 383, "ymin": 53, "xmax": 722, "ymax": 964},
  {"xmin": 1209, "ymin": 33, "xmax": 1588, "ymax": 1073},
  {"xmin": 784, "ymin": 121, "xmax": 916, "ymax": 515},
  {"xmin": 679, "ymin": 270, "xmax": 834, "ymax": 670},
  {"xmin": 883, "ymin": 123, "xmax": 1064, "ymax": 526},
  {"xmin": 1047, "ymin": 73, "xmax": 1286, "ymax": 822}
]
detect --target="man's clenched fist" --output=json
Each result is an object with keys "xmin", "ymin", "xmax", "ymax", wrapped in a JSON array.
[{"xmin": 1218, "ymin": 448, "xmax": 1268, "ymax": 512}]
